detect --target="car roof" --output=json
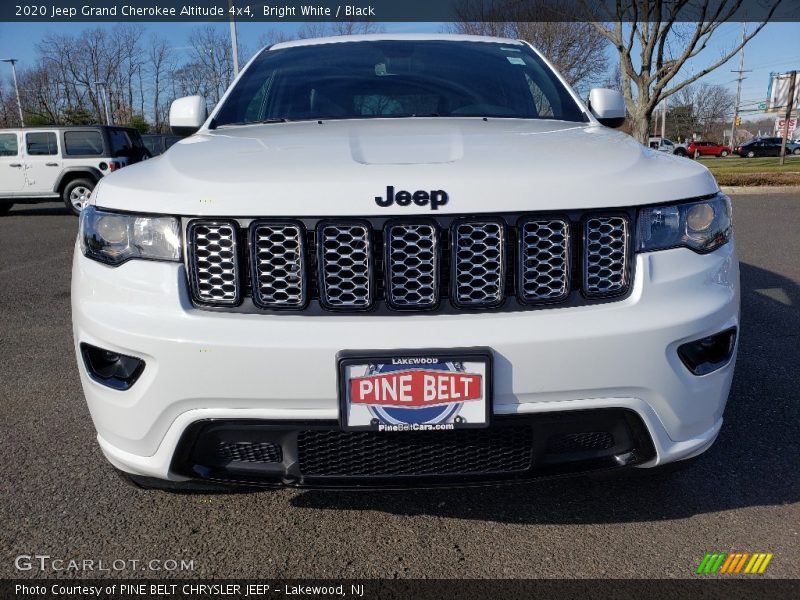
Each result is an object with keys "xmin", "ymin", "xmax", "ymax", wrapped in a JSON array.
[
  {"xmin": 0, "ymin": 125, "xmax": 138, "ymax": 133},
  {"xmin": 268, "ymin": 33, "xmax": 525, "ymax": 51}
]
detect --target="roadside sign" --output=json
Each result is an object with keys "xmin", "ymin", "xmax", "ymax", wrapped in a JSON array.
[
  {"xmin": 775, "ymin": 116, "xmax": 797, "ymax": 136},
  {"xmin": 767, "ymin": 72, "xmax": 800, "ymax": 112},
  {"xmin": 758, "ymin": 102, "xmax": 767, "ymax": 110}
]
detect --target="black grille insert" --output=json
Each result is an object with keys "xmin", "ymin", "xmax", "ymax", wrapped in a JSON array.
[
  {"xmin": 218, "ymin": 441, "xmax": 282, "ymax": 464},
  {"xmin": 545, "ymin": 431, "xmax": 615, "ymax": 454},
  {"xmin": 297, "ymin": 426, "xmax": 533, "ymax": 477}
]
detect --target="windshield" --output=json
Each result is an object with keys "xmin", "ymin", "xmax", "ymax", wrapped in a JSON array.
[{"xmin": 212, "ymin": 40, "xmax": 587, "ymax": 126}]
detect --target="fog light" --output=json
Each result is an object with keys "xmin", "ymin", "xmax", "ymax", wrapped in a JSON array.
[
  {"xmin": 80, "ymin": 343, "xmax": 145, "ymax": 390},
  {"xmin": 677, "ymin": 328, "xmax": 737, "ymax": 376}
]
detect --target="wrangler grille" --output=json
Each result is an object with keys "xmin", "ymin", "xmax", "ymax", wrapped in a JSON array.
[{"xmin": 185, "ymin": 213, "xmax": 632, "ymax": 313}]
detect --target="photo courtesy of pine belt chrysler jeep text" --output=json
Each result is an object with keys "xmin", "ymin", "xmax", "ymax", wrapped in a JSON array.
[{"xmin": 71, "ymin": 34, "xmax": 739, "ymax": 490}]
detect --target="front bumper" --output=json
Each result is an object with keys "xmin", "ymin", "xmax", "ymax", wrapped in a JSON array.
[{"xmin": 72, "ymin": 240, "xmax": 739, "ymax": 484}]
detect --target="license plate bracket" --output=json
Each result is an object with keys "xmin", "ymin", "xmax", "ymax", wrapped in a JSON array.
[{"xmin": 337, "ymin": 347, "xmax": 493, "ymax": 432}]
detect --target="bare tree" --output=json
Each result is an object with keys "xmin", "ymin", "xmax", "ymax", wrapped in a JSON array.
[
  {"xmin": 449, "ymin": 1, "xmax": 609, "ymax": 93},
  {"xmin": 258, "ymin": 21, "xmax": 385, "ymax": 49},
  {"xmin": 189, "ymin": 26, "xmax": 245, "ymax": 104},
  {"xmin": 115, "ymin": 25, "xmax": 145, "ymax": 124},
  {"xmin": 586, "ymin": 0, "xmax": 781, "ymax": 142},
  {"xmin": 148, "ymin": 34, "xmax": 173, "ymax": 132},
  {"xmin": 668, "ymin": 83, "xmax": 735, "ymax": 141}
]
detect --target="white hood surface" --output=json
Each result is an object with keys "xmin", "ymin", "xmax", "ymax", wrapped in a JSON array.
[{"xmin": 95, "ymin": 118, "xmax": 719, "ymax": 216}]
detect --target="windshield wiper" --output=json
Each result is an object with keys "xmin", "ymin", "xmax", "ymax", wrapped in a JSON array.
[{"xmin": 215, "ymin": 118, "xmax": 291, "ymax": 128}]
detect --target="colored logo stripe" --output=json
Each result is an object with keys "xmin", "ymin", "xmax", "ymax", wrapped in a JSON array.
[{"xmin": 698, "ymin": 552, "xmax": 773, "ymax": 574}]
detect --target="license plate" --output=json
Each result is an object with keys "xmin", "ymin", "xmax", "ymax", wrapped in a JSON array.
[{"xmin": 338, "ymin": 348, "xmax": 492, "ymax": 432}]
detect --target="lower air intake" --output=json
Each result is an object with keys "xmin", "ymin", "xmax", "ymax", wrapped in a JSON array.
[{"xmin": 297, "ymin": 426, "xmax": 533, "ymax": 477}]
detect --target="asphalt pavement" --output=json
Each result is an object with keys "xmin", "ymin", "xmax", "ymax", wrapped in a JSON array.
[{"xmin": 0, "ymin": 194, "xmax": 798, "ymax": 579}]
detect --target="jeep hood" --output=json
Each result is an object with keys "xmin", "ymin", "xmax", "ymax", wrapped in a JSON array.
[{"xmin": 94, "ymin": 118, "xmax": 719, "ymax": 216}]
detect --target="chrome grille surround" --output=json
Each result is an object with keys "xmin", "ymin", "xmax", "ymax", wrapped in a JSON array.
[
  {"xmin": 187, "ymin": 220, "xmax": 240, "ymax": 305},
  {"xmin": 317, "ymin": 222, "xmax": 374, "ymax": 310},
  {"xmin": 518, "ymin": 217, "xmax": 570, "ymax": 303},
  {"xmin": 583, "ymin": 215, "xmax": 630, "ymax": 297},
  {"xmin": 385, "ymin": 221, "xmax": 439, "ymax": 309},
  {"xmin": 250, "ymin": 221, "xmax": 307, "ymax": 309},
  {"xmin": 451, "ymin": 219, "xmax": 505, "ymax": 308}
]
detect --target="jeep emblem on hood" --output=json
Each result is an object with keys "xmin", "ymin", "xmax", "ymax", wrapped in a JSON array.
[{"xmin": 375, "ymin": 186, "xmax": 449, "ymax": 210}]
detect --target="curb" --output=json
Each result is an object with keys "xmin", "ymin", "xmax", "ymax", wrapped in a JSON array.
[{"xmin": 720, "ymin": 185, "xmax": 800, "ymax": 195}]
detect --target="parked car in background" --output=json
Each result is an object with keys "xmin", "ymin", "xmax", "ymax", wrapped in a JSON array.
[
  {"xmin": 648, "ymin": 136, "xmax": 688, "ymax": 156},
  {"xmin": 687, "ymin": 140, "xmax": 731, "ymax": 158},
  {"xmin": 735, "ymin": 137, "xmax": 800, "ymax": 157},
  {"xmin": 0, "ymin": 125, "xmax": 150, "ymax": 215},
  {"xmin": 142, "ymin": 134, "xmax": 182, "ymax": 157}
]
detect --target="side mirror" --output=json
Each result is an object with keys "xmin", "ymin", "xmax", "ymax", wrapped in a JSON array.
[
  {"xmin": 588, "ymin": 88, "xmax": 626, "ymax": 128},
  {"xmin": 169, "ymin": 96, "xmax": 207, "ymax": 136}
]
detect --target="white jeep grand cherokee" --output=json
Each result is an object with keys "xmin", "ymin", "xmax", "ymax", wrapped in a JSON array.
[{"xmin": 72, "ymin": 34, "xmax": 739, "ymax": 490}]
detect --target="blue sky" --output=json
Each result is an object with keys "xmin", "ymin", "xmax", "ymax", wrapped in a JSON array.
[{"xmin": 1, "ymin": 20, "xmax": 798, "ymax": 122}]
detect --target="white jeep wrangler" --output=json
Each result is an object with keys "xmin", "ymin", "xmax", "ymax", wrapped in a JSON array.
[
  {"xmin": 72, "ymin": 34, "xmax": 739, "ymax": 490},
  {"xmin": 0, "ymin": 125, "xmax": 149, "ymax": 215}
]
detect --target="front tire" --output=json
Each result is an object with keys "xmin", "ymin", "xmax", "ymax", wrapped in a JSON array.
[
  {"xmin": 62, "ymin": 178, "xmax": 95, "ymax": 216},
  {"xmin": 747, "ymin": 151, "xmax": 756, "ymax": 158},
  {"xmin": 674, "ymin": 148, "xmax": 687, "ymax": 157},
  {"xmin": 792, "ymin": 148, "xmax": 800, "ymax": 155},
  {"xmin": 720, "ymin": 150, "xmax": 728, "ymax": 157}
]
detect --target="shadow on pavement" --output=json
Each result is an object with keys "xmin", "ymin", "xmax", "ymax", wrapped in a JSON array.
[
  {"xmin": 290, "ymin": 261, "xmax": 799, "ymax": 523},
  {"xmin": 4, "ymin": 203, "xmax": 71, "ymax": 217}
]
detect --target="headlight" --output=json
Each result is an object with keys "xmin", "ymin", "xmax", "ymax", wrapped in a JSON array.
[
  {"xmin": 80, "ymin": 206, "xmax": 181, "ymax": 265},
  {"xmin": 637, "ymin": 194, "xmax": 732, "ymax": 253}
]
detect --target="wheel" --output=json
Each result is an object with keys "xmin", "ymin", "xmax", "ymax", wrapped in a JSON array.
[
  {"xmin": 0, "ymin": 203, "xmax": 13, "ymax": 216},
  {"xmin": 62, "ymin": 178, "xmax": 95, "ymax": 216},
  {"xmin": 720, "ymin": 150, "xmax": 728, "ymax": 157},
  {"xmin": 792, "ymin": 148, "xmax": 800, "ymax": 155},
  {"xmin": 674, "ymin": 148, "xmax": 687, "ymax": 157},
  {"xmin": 746, "ymin": 151, "xmax": 755, "ymax": 158}
]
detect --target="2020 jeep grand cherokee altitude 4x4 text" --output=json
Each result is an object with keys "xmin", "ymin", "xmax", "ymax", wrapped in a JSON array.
[{"xmin": 72, "ymin": 35, "xmax": 739, "ymax": 489}]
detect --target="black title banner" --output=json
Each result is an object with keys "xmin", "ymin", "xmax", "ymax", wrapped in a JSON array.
[
  {"xmin": 2, "ymin": 0, "xmax": 799, "ymax": 23},
  {"xmin": 4, "ymin": 579, "xmax": 800, "ymax": 600}
]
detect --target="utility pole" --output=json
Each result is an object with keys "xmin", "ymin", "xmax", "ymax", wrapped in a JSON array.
[
  {"xmin": 228, "ymin": 0, "xmax": 240, "ymax": 77},
  {"xmin": 661, "ymin": 98, "xmax": 666, "ymax": 139},
  {"xmin": 95, "ymin": 81, "xmax": 111, "ymax": 125},
  {"xmin": 779, "ymin": 70, "xmax": 797, "ymax": 166},
  {"xmin": 1, "ymin": 58, "xmax": 24, "ymax": 127},
  {"xmin": 729, "ymin": 23, "xmax": 750, "ymax": 148}
]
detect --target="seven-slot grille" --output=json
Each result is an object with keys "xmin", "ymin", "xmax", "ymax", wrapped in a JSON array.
[{"xmin": 186, "ymin": 214, "xmax": 631, "ymax": 313}]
